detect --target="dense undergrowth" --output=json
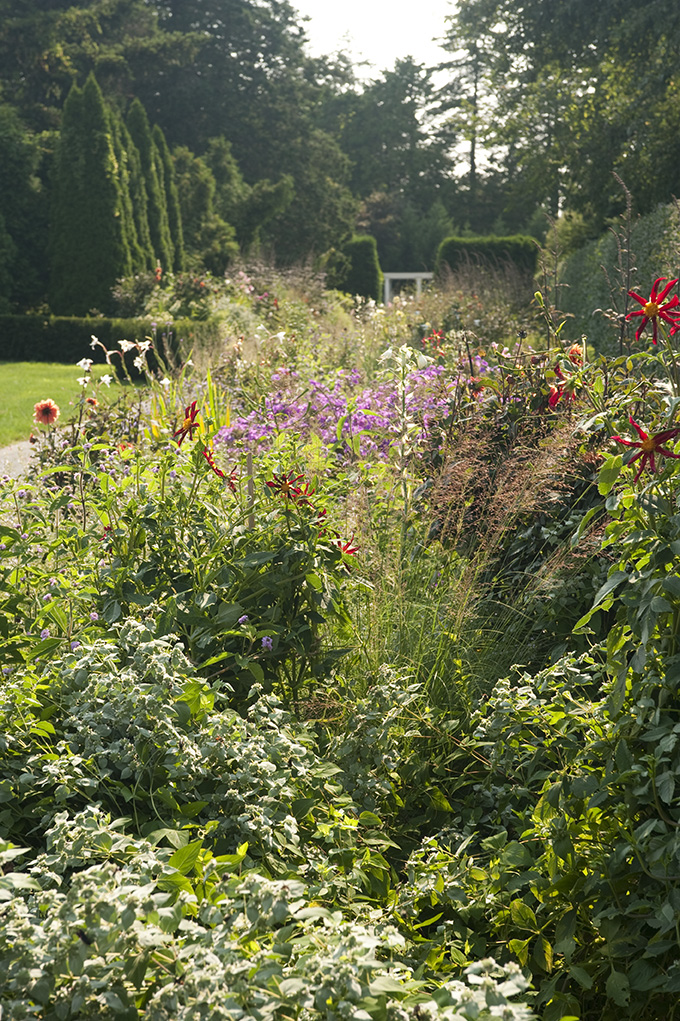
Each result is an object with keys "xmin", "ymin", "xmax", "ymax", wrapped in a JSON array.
[{"xmin": 3, "ymin": 259, "xmax": 680, "ymax": 1020}]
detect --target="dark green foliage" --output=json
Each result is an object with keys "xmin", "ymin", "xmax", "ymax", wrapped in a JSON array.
[
  {"xmin": 172, "ymin": 145, "xmax": 239, "ymax": 273},
  {"xmin": 126, "ymin": 98, "xmax": 173, "ymax": 271},
  {"xmin": 109, "ymin": 111, "xmax": 149, "ymax": 273},
  {"xmin": 152, "ymin": 123, "xmax": 184, "ymax": 272},
  {"xmin": 120, "ymin": 117, "xmax": 155, "ymax": 272},
  {"xmin": 0, "ymin": 102, "xmax": 48, "ymax": 311},
  {"xmin": 0, "ymin": 314, "xmax": 221, "ymax": 364},
  {"xmin": 262, "ymin": 129, "xmax": 357, "ymax": 265},
  {"xmin": 48, "ymin": 74, "xmax": 132, "ymax": 316},
  {"xmin": 329, "ymin": 235, "xmax": 383, "ymax": 301},
  {"xmin": 436, "ymin": 235, "xmax": 539, "ymax": 278},
  {"xmin": 0, "ymin": 213, "xmax": 17, "ymax": 314},
  {"xmin": 558, "ymin": 202, "xmax": 679, "ymax": 350},
  {"xmin": 203, "ymin": 136, "xmax": 293, "ymax": 251}
]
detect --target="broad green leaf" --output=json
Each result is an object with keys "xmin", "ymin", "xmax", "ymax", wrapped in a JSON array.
[
  {"xmin": 168, "ymin": 839, "xmax": 203, "ymax": 875},
  {"xmin": 598, "ymin": 454, "xmax": 623, "ymax": 495},
  {"xmin": 606, "ymin": 970, "xmax": 630, "ymax": 1007}
]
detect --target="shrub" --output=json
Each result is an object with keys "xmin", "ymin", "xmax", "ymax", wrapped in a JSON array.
[
  {"xmin": 436, "ymin": 235, "xmax": 539, "ymax": 279},
  {"xmin": 0, "ymin": 314, "xmax": 223, "ymax": 368},
  {"xmin": 329, "ymin": 234, "xmax": 383, "ymax": 301}
]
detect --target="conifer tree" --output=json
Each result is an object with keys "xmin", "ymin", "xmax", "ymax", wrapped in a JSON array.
[
  {"xmin": 127, "ymin": 98, "xmax": 174, "ymax": 271},
  {"xmin": 49, "ymin": 74, "xmax": 132, "ymax": 315},
  {"xmin": 119, "ymin": 116, "xmax": 155, "ymax": 272},
  {"xmin": 153, "ymin": 123, "xmax": 185, "ymax": 272},
  {"xmin": 110, "ymin": 110, "xmax": 147, "ymax": 273}
]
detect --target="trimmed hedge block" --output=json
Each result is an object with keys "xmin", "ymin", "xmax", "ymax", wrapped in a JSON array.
[
  {"xmin": 436, "ymin": 234, "xmax": 539, "ymax": 277},
  {"xmin": 0, "ymin": 315, "xmax": 224, "ymax": 370},
  {"xmin": 333, "ymin": 235, "xmax": 383, "ymax": 302}
]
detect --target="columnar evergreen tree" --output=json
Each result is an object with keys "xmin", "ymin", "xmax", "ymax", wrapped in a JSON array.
[
  {"xmin": 126, "ymin": 98, "xmax": 173, "ymax": 271},
  {"xmin": 0, "ymin": 100, "xmax": 48, "ymax": 311},
  {"xmin": 48, "ymin": 74, "xmax": 132, "ymax": 315},
  {"xmin": 118, "ymin": 116, "xmax": 155, "ymax": 272},
  {"xmin": 110, "ymin": 111, "xmax": 148, "ymax": 273},
  {"xmin": 152, "ymin": 123, "xmax": 184, "ymax": 272}
]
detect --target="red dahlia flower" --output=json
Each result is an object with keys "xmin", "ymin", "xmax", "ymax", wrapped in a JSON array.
[
  {"xmin": 202, "ymin": 445, "xmax": 237, "ymax": 491},
  {"xmin": 612, "ymin": 416, "xmax": 680, "ymax": 482},
  {"xmin": 33, "ymin": 399, "xmax": 60, "ymax": 425},
  {"xmin": 174, "ymin": 401, "xmax": 200, "ymax": 446},
  {"xmin": 626, "ymin": 277, "xmax": 680, "ymax": 343},
  {"xmin": 266, "ymin": 471, "xmax": 305, "ymax": 500}
]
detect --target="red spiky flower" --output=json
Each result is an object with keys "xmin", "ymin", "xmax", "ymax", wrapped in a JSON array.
[
  {"xmin": 612, "ymin": 416, "xmax": 680, "ymax": 482},
  {"xmin": 626, "ymin": 278, "xmax": 680, "ymax": 344},
  {"xmin": 174, "ymin": 401, "xmax": 200, "ymax": 446},
  {"xmin": 202, "ymin": 445, "xmax": 237, "ymax": 491},
  {"xmin": 265, "ymin": 471, "xmax": 305, "ymax": 500}
]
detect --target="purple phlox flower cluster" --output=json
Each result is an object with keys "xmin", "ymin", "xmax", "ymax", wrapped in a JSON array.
[
  {"xmin": 215, "ymin": 365, "xmax": 459, "ymax": 463},
  {"xmin": 261, "ymin": 635, "xmax": 274, "ymax": 651}
]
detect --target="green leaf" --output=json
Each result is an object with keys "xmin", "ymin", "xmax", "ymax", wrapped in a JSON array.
[
  {"xmin": 510, "ymin": 898, "xmax": 538, "ymax": 930},
  {"xmin": 533, "ymin": 935, "xmax": 553, "ymax": 973},
  {"xmin": 593, "ymin": 570, "xmax": 629, "ymax": 607},
  {"xmin": 570, "ymin": 506, "xmax": 599, "ymax": 547},
  {"xmin": 598, "ymin": 454, "xmax": 623, "ymax": 495},
  {"xmin": 663, "ymin": 574, "xmax": 680, "ymax": 598},
  {"xmin": 167, "ymin": 839, "xmax": 203, "ymax": 875},
  {"xmin": 569, "ymin": 965, "xmax": 593, "ymax": 990},
  {"xmin": 606, "ymin": 970, "xmax": 630, "ymax": 1007},
  {"xmin": 508, "ymin": 937, "xmax": 530, "ymax": 965}
]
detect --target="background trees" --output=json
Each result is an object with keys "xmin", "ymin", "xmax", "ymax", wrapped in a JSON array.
[{"xmin": 0, "ymin": 0, "xmax": 679, "ymax": 313}]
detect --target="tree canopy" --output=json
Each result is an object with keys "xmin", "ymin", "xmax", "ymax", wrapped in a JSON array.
[{"xmin": 0, "ymin": 0, "xmax": 679, "ymax": 311}]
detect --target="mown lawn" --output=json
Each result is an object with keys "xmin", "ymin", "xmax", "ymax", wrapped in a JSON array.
[{"xmin": 0, "ymin": 362, "xmax": 122, "ymax": 446}]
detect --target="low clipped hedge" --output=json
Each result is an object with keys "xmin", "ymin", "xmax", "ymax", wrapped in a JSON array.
[
  {"xmin": 436, "ymin": 234, "xmax": 539, "ymax": 277},
  {"xmin": 0, "ymin": 315, "xmax": 225, "ymax": 367}
]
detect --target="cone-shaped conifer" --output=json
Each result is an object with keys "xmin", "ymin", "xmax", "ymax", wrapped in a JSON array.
[
  {"xmin": 153, "ymin": 123, "xmax": 185, "ymax": 272},
  {"xmin": 127, "ymin": 98, "xmax": 173, "ymax": 271},
  {"xmin": 49, "ymin": 74, "xmax": 132, "ymax": 315}
]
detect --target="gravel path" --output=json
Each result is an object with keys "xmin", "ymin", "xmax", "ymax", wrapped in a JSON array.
[{"xmin": 0, "ymin": 441, "xmax": 33, "ymax": 478}]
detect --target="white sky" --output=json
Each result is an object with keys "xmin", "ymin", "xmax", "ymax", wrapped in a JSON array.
[{"xmin": 290, "ymin": 0, "xmax": 455, "ymax": 77}]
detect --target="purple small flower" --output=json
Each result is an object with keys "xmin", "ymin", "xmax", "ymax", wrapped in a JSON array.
[
  {"xmin": 70, "ymin": 640, "xmax": 81, "ymax": 652},
  {"xmin": 21, "ymin": 533, "xmax": 28, "ymax": 540},
  {"xmin": 0, "ymin": 543, "xmax": 6, "ymax": 550},
  {"xmin": 2, "ymin": 667, "xmax": 12, "ymax": 676},
  {"xmin": 40, "ymin": 628, "xmax": 50, "ymax": 639},
  {"xmin": 261, "ymin": 636, "xmax": 273, "ymax": 651},
  {"xmin": 42, "ymin": 594, "xmax": 52, "ymax": 602},
  {"xmin": 89, "ymin": 611, "xmax": 99, "ymax": 621},
  {"xmin": 238, "ymin": 615, "xmax": 249, "ymax": 625},
  {"xmin": 49, "ymin": 577, "xmax": 57, "ymax": 587}
]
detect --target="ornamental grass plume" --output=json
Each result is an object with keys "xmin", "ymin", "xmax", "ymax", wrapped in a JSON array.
[
  {"xmin": 626, "ymin": 277, "xmax": 680, "ymax": 343},
  {"xmin": 33, "ymin": 399, "xmax": 60, "ymax": 425},
  {"xmin": 612, "ymin": 416, "xmax": 680, "ymax": 482}
]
